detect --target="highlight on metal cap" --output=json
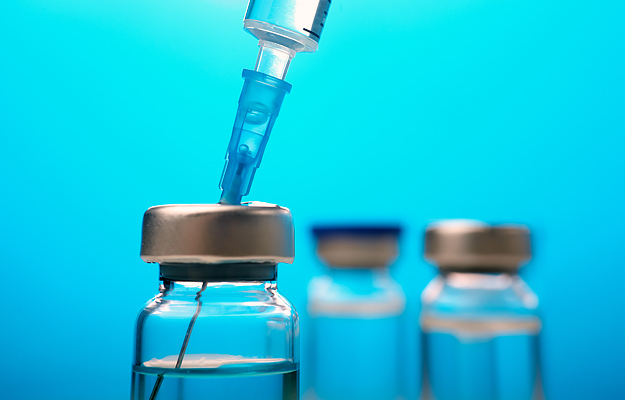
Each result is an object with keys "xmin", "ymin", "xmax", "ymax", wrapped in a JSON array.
[
  {"xmin": 312, "ymin": 226, "xmax": 402, "ymax": 268},
  {"xmin": 424, "ymin": 219, "xmax": 531, "ymax": 271},
  {"xmin": 141, "ymin": 202, "xmax": 294, "ymax": 265}
]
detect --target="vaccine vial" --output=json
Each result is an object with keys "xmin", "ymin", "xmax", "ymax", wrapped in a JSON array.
[
  {"xmin": 420, "ymin": 220, "xmax": 542, "ymax": 400},
  {"xmin": 306, "ymin": 226, "xmax": 405, "ymax": 400},
  {"xmin": 131, "ymin": 203, "xmax": 299, "ymax": 400}
]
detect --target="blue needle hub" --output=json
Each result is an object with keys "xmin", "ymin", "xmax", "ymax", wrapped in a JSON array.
[{"xmin": 219, "ymin": 69, "xmax": 292, "ymax": 205}]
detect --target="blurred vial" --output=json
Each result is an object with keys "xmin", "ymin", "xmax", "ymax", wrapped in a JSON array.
[
  {"xmin": 420, "ymin": 220, "xmax": 542, "ymax": 400},
  {"xmin": 306, "ymin": 226, "xmax": 405, "ymax": 400},
  {"xmin": 131, "ymin": 203, "xmax": 299, "ymax": 400}
]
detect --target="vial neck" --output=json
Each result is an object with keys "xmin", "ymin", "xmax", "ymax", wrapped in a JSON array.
[
  {"xmin": 159, "ymin": 263, "xmax": 278, "ymax": 282},
  {"xmin": 327, "ymin": 267, "xmax": 388, "ymax": 285},
  {"xmin": 158, "ymin": 280, "xmax": 278, "ymax": 296},
  {"xmin": 437, "ymin": 270, "xmax": 520, "ymax": 291},
  {"xmin": 439, "ymin": 267, "xmax": 519, "ymax": 275},
  {"xmin": 160, "ymin": 280, "xmax": 277, "ymax": 289}
]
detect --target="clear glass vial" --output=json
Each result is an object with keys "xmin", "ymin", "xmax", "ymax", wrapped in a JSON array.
[
  {"xmin": 306, "ymin": 226, "xmax": 405, "ymax": 400},
  {"xmin": 420, "ymin": 220, "xmax": 542, "ymax": 400},
  {"xmin": 131, "ymin": 203, "xmax": 299, "ymax": 400}
]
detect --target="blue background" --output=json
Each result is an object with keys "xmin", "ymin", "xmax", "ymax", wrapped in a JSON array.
[{"xmin": 1, "ymin": 0, "xmax": 624, "ymax": 399}]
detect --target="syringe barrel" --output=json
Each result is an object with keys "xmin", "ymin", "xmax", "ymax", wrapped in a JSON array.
[
  {"xmin": 220, "ymin": 70, "xmax": 292, "ymax": 205},
  {"xmin": 244, "ymin": 0, "xmax": 332, "ymax": 53}
]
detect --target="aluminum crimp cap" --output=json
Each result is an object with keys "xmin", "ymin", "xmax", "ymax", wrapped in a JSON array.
[
  {"xmin": 313, "ymin": 226, "xmax": 401, "ymax": 268},
  {"xmin": 140, "ymin": 202, "xmax": 294, "ymax": 265},
  {"xmin": 424, "ymin": 220, "xmax": 531, "ymax": 270}
]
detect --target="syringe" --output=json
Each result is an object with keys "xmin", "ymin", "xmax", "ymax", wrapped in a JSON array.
[{"xmin": 219, "ymin": 0, "xmax": 332, "ymax": 205}]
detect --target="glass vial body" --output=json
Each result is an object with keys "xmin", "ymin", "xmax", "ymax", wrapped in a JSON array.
[
  {"xmin": 420, "ymin": 221, "xmax": 541, "ymax": 400},
  {"xmin": 131, "ymin": 279, "xmax": 299, "ymax": 400},
  {"xmin": 420, "ymin": 271, "xmax": 541, "ymax": 400},
  {"xmin": 306, "ymin": 226, "xmax": 405, "ymax": 400}
]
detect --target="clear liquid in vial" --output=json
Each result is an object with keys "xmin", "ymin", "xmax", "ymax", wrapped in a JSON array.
[
  {"xmin": 131, "ymin": 355, "xmax": 299, "ymax": 400},
  {"xmin": 421, "ymin": 318, "xmax": 541, "ymax": 400}
]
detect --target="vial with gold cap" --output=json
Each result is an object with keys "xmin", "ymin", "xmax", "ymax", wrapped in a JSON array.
[
  {"xmin": 306, "ymin": 226, "xmax": 405, "ymax": 400},
  {"xmin": 420, "ymin": 220, "xmax": 542, "ymax": 400},
  {"xmin": 130, "ymin": 203, "xmax": 299, "ymax": 400}
]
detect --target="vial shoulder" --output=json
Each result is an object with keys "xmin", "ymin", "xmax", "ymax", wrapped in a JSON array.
[
  {"xmin": 308, "ymin": 274, "xmax": 405, "ymax": 301},
  {"xmin": 136, "ymin": 283, "xmax": 297, "ymax": 321},
  {"xmin": 307, "ymin": 274, "xmax": 406, "ymax": 317},
  {"xmin": 421, "ymin": 274, "xmax": 539, "ymax": 316}
]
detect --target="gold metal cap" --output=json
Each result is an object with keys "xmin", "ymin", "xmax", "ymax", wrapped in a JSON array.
[
  {"xmin": 313, "ymin": 226, "xmax": 401, "ymax": 268},
  {"xmin": 424, "ymin": 220, "xmax": 531, "ymax": 270},
  {"xmin": 140, "ymin": 202, "xmax": 294, "ymax": 265}
]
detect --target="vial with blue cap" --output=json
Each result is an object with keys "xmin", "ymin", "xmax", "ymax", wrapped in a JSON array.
[{"xmin": 306, "ymin": 226, "xmax": 406, "ymax": 400}]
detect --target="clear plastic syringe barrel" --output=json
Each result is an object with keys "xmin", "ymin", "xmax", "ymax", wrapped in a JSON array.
[
  {"xmin": 219, "ymin": 70, "xmax": 292, "ymax": 205},
  {"xmin": 245, "ymin": 0, "xmax": 332, "ymax": 79},
  {"xmin": 244, "ymin": 0, "xmax": 331, "ymax": 53},
  {"xmin": 219, "ymin": 0, "xmax": 332, "ymax": 204}
]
